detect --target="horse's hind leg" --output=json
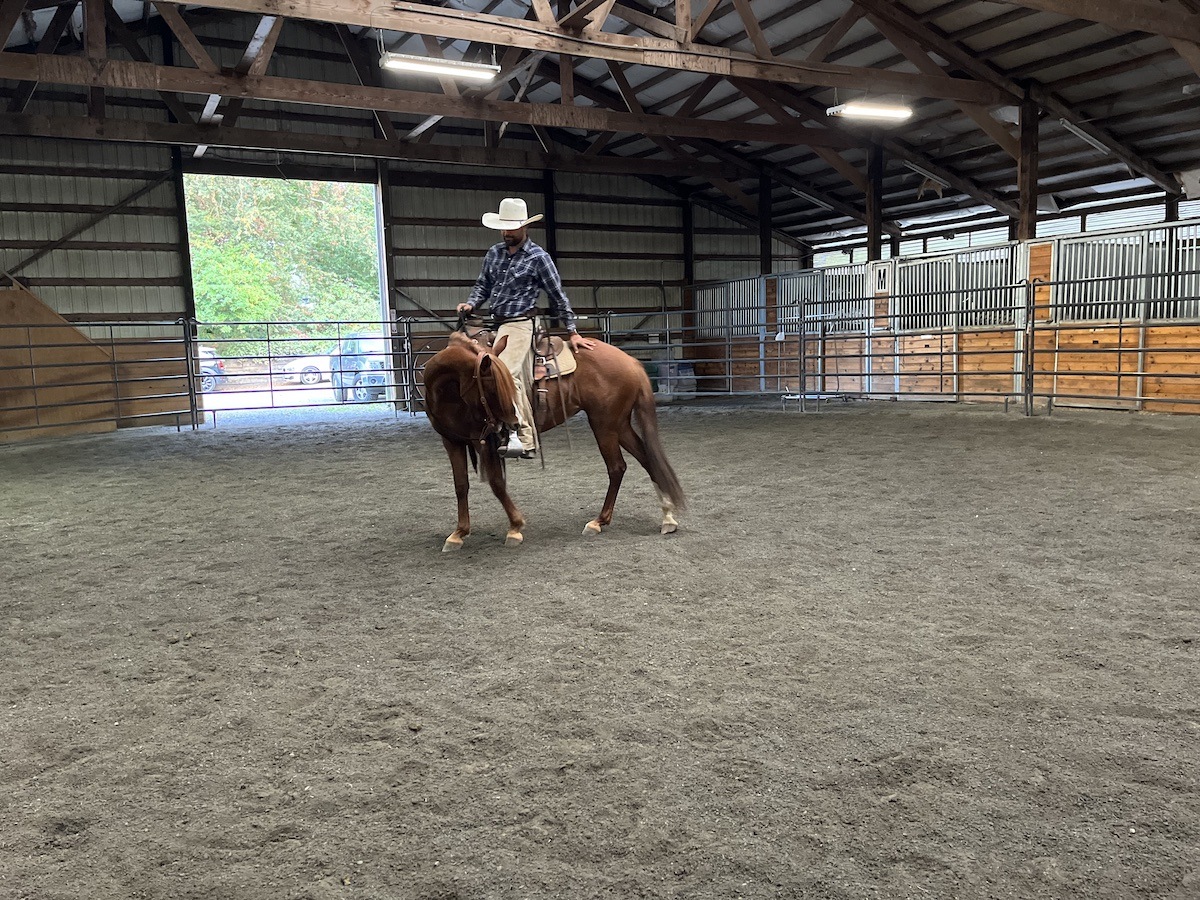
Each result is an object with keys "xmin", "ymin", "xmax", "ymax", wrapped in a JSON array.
[
  {"xmin": 442, "ymin": 439, "xmax": 472, "ymax": 552},
  {"xmin": 480, "ymin": 443, "xmax": 526, "ymax": 546},
  {"xmin": 583, "ymin": 424, "xmax": 627, "ymax": 536},
  {"xmin": 617, "ymin": 426, "xmax": 678, "ymax": 535}
]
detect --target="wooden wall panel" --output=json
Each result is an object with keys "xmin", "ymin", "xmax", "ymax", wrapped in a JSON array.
[
  {"xmin": 959, "ymin": 330, "xmax": 1021, "ymax": 401},
  {"xmin": 1142, "ymin": 326, "xmax": 1200, "ymax": 413},
  {"xmin": 1028, "ymin": 243, "xmax": 1053, "ymax": 320},
  {"xmin": 896, "ymin": 333, "xmax": 955, "ymax": 396},
  {"xmin": 824, "ymin": 336, "xmax": 865, "ymax": 394},
  {"xmin": 1051, "ymin": 325, "xmax": 1141, "ymax": 409},
  {"xmin": 1, "ymin": 286, "xmax": 117, "ymax": 440}
]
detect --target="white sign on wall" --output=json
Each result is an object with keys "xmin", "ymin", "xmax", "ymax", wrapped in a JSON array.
[{"xmin": 870, "ymin": 261, "xmax": 892, "ymax": 294}]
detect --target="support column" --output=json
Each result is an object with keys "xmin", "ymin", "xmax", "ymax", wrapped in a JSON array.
[
  {"xmin": 682, "ymin": 198, "xmax": 695, "ymax": 287},
  {"xmin": 376, "ymin": 160, "xmax": 396, "ymax": 316},
  {"xmin": 1166, "ymin": 193, "xmax": 1180, "ymax": 223},
  {"xmin": 865, "ymin": 143, "xmax": 884, "ymax": 261},
  {"xmin": 1016, "ymin": 94, "xmax": 1040, "ymax": 241},
  {"xmin": 542, "ymin": 169, "xmax": 557, "ymax": 259},
  {"xmin": 759, "ymin": 172, "xmax": 772, "ymax": 275}
]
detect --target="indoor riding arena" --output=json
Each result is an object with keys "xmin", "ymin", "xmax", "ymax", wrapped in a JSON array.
[{"xmin": 3, "ymin": 2, "xmax": 1200, "ymax": 898}]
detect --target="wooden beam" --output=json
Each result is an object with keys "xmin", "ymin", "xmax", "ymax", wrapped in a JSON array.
[
  {"xmin": 674, "ymin": 0, "xmax": 690, "ymax": 43},
  {"xmin": 530, "ymin": 0, "xmax": 557, "ymax": 27},
  {"xmin": 731, "ymin": 0, "xmax": 772, "ymax": 59},
  {"xmin": 865, "ymin": 11, "xmax": 1020, "ymax": 159},
  {"xmin": 103, "ymin": 1, "xmax": 195, "ymax": 124},
  {"xmin": 1001, "ymin": 0, "xmax": 1200, "ymax": 43},
  {"xmin": 559, "ymin": 0, "xmax": 614, "ymax": 32},
  {"xmin": 807, "ymin": 7, "xmax": 864, "ymax": 63},
  {"xmin": 849, "ymin": 0, "xmax": 1180, "ymax": 194},
  {"xmin": 0, "ymin": 112, "xmax": 735, "ymax": 179},
  {"xmin": 0, "ymin": 0, "xmax": 30, "ymax": 47},
  {"xmin": 0, "ymin": 52, "xmax": 867, "ymax": 149},
  {"xmin": 84, "ymin": 0, "xmax": 106, "ymax": 117},
  {"xmin": 866, "ymin": 143, "xmax": 883, "ymax": 261},
  {"xmin": 152, "ymin": 1, "xmax": 219, "ymax": 73},
  {"xmin": 160, "ymin": 0, "xmax": 1008, "ymax": 104},
  {"xmin": 334, "ymin": 23, "xmax": 399, "ymax": 140},
  {"xmin": 1016, "ymin": 95, "xmax": 1038, "ymax": 241},
  {"xmin": 7, "ymin": 2, "xmax": 74, "ymax": 114},
  {"xmin": 690, "ymin": 0, "xmax": 724, "ymax": 41}
]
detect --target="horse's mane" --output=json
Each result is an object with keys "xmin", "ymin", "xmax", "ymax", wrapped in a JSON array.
[{"xmin": 446, "ymin": 331, "xmax": 518, "ymax": 424}]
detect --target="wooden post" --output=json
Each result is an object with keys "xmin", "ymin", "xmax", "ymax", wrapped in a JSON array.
[
  {"xmin": 377, "ymin": 160, "xmax": 396, "ymax": 317},
  {"xmin": 866, "ymin": 142, "xmax": 883, "ymax": 261},
  {"xmin": 542, "ymin": 169, "xmax": 557, "ymax": 260},
  {"xmin": 682, "ymin": 197, "xmax": 695, "ymax": 287},
  {"xmin": 1166, "ymin": 193, "xmax": 1180, "ymax": 223},
  {"xmin": 1016, "ymin": 94, "xmax": 1039, "ymax": 241},
  {"xmin": 758, "ymin": 171, "xmax": 772, "ymax": 275}
]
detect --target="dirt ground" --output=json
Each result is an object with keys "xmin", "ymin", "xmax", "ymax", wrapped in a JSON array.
[{"xmin": 2, "ymin": 401, "xmax": 1198, "ymax": 900}]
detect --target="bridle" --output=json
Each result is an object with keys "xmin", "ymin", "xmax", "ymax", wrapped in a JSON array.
[{"xmin": 457, "ymin": 314, "xmax": 508, "ymax": 445}]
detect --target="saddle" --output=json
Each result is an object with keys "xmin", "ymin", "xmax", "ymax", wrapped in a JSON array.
[{"xmin": 534, "ymin": 334, "xmax": 577, "ymax": 382}]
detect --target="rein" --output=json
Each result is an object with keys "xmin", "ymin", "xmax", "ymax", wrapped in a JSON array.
[{"xmin": 456, "ymin": 314, "xmax": 508, "ymax": 446}]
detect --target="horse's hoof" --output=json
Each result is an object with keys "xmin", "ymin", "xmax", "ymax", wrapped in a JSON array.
[
  {"xmin": 661, "ymin": 523, "xmax": 678, "ymax": 535},
  {"xmin": 583, "ymin": 521, "xmax": 602, "ymax": 537},
  {"xmin": 442, "ymin": 536, "xmax": 464, "ymax": 552},
  {"xmin": 505, "ymin": 531, "xmax": 524, "ymax": 547}
]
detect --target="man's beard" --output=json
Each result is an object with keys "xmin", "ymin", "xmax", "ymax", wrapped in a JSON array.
[{"xmin": 503, "ymin": 234, "xmax": 522, "ymax": 248}]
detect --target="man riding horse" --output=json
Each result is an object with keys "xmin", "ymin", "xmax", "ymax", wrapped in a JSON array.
[{"xmin": 456, "ymin": 197, "xmax": 595, "ymax": 459}]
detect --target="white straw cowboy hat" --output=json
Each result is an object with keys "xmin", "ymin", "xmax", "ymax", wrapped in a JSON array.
[{"xmin": 482, "ymin": 197, "xmax": 544, "ymax": 230}]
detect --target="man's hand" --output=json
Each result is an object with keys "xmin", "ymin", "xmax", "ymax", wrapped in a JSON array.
[
  {"xmin": 569, "ymin": 332, "xmax": 597, "ymax": 352},
  {"xmin": 456, "ymin": 302, "xmax": 473, "ymax": 315}
]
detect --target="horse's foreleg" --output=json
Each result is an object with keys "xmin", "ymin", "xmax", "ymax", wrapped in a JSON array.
[
  {"xmin": 480, "ymin": 443, "xmax": 526, "ymax": 547},
  {"xmin": 442, "ymin": 439, "xmax": 472, "ymax": 552},
  {"xmin": 584, "ymin": 426, "xmax": 627, "ymax": 536},
  {"xmin": 617, "ymin": 427, "xmax": 678, "ymax": 535}
]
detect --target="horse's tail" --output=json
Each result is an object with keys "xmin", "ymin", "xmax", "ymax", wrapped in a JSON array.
[{"xmin": 632, "ymin": 381, "xmax": 686, "ymax": 511}]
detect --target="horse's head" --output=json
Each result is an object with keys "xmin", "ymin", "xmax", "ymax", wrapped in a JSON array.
[{"xmin": 441, "ymin": 332, "xmax": 519, "ymax": 429}]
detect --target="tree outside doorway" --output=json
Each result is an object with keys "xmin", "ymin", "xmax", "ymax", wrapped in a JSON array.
[{"xmin": 184, "ymin": 174, "xmax": 389, "ymax": 409}]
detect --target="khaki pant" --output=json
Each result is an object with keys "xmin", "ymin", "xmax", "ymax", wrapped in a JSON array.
[{"xmin": 496, "ymin": 318, "xmax": 537, "ymax": 451}]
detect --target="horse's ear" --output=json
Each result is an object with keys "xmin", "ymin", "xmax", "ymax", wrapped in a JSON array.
[{"xmin": 493, "ymin": 334, "xmax": 508, "ymax": 356}]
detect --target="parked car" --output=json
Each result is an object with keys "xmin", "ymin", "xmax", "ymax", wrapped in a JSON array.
[
  {"xmin": 198, "ymin": 345, "xmax": 226, "ymax": 393},
  {"xmin": 328, "ymin": 335, "xmax": 391, "ymax": 402},
  {"xmin": 278, "ymin": 354, "xmax": 331, "ymax": 385}
]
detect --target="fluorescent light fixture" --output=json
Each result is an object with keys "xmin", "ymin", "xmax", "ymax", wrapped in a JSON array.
[
  {"xmin": 902, "ymin": 160, "xmax": 949, "ymax": 186},
  {"xmin": 379, "ymin": 51, "xmax": 500, "ymax": 82},
  {"xmin": 826, "ymin": 102, "xmax": 912, "ymax": 121},
  {"xmin": 1058, "ymin": 118, "xmax": 1110, "ymax": 155},
  {"xmin": 791, "ymin": 187, "xmax": 834, "ymax": 211}
]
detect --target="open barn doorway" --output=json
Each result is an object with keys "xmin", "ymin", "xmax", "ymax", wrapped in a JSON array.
[{"xmin": 183, "ymin": 173, "xmax": 393, "ymax": 418}]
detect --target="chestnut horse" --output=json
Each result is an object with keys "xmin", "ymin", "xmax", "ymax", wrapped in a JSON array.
[{"xmin": 422, "ymin": 328, "xmax": 685, "ymax": 552}]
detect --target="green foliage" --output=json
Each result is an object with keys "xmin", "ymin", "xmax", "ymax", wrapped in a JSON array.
[{"xmin": 185, "ymin": 174, "xmax": 382, "ymax": 354}]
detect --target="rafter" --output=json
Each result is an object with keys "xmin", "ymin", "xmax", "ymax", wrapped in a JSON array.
[
  {"xmin": 153, "ymin": 1, "xmax": 219, "ymax": 73},
  {"xmin": 7, "ymin": 1, "xmax": 73, "ymax": 114},
  {"xmin": 194, "ymin": 14, "xmax": 282, "ymax": 157},
  {"xmin": 0, "ymin": 52, "xmax": 866, "ymax": 150},
  {"xmin": 1000, "ymin": 0, "xmax": 1200, "ymax": 43},
  {"xmin": 848, "ymin": 0, "xmax": 1180, "ymax": 194},
  {"xmin": 159, "ymin": 0, "xmax": 1008, "ymax": 104},
  {"xmin": 0, "ymin": 112, "xmax": 735, "ymax": 179},
  {"xmin": 864, "ymin": 11, "xmax": 1020, "ymax": 159}
]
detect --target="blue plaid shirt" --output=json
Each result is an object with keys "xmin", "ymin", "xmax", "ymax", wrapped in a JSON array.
[{"xmin": 465, "ymin": 239, "xmax": 579, "ymax": 333}]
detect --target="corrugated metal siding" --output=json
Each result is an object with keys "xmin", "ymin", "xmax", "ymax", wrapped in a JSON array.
[{"xmin": 0, "ymin": 137, "xmax": 186, "ymax": 324}]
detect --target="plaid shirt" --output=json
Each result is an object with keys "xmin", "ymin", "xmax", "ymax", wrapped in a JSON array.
[{"xmin": 465, "ymin": 239, "xmax": 578, "ymax": 333}]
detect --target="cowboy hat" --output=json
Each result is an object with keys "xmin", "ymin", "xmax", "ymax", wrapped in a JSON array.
[{"xmin": 482, "ymin": 197, "xmax": 544, "ymax": 230}]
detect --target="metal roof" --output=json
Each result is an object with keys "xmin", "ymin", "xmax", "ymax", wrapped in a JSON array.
[{"xmin": 3, "ymin": 1, "xmax": 1199, "ymax": 251}]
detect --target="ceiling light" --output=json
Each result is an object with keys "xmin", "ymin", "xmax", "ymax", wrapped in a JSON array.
[
  {"xmin": 902, "ymin": 161, "xmax": 950, "ymax": 187},
  {"xmin": 1058, "ymin": 118, "xmax": 1110, "ymax": 155},
  {"xmin": 791, "ymin": 188, "xmax": 834, "ymax": 211},
  {"xmin": 378, "ymin": 52, "xmax": 500, "ymax": 82},
  {"xmin": 826, "ymin": 102, "xmax": 912, "ymax": 121}
]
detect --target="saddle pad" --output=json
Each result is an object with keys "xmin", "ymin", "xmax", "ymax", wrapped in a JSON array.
[{"xmin": 536, "ymin": 342, "xmax": 576, "ymax": 379}]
